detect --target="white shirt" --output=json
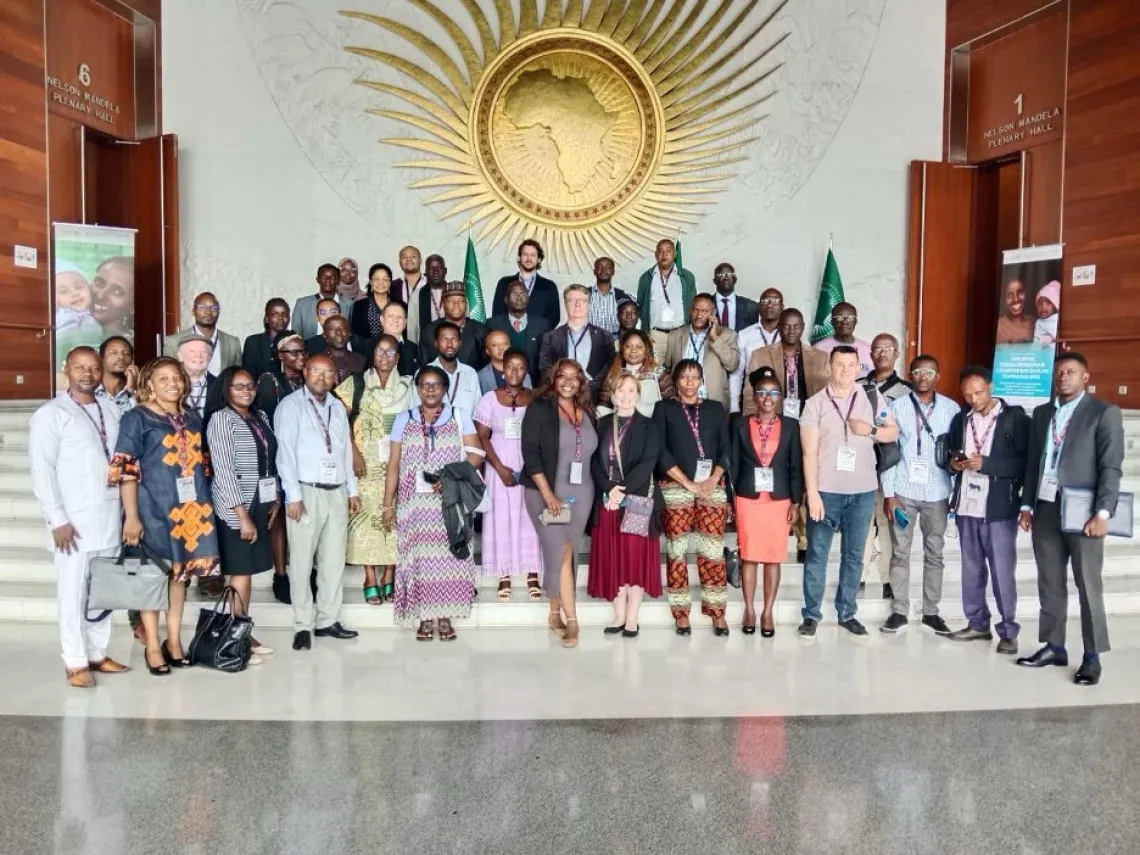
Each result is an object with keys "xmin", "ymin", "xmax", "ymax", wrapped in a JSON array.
[
  {"xmin": 274, "ymin": 387, "xmax": 359, "ymax": 503},
  {"xmin": 650, "ymin": 266, "xmax": 682, "ymax": 330},
  {"xmin": 729, "ymin": 322, "xmax": 782, "ymax": 413},
  {"xmin": 410, "ymin": 359, "xmax": 482, "ymax": 423},
  {"xmin": 959, "ymin": 401, "xmax": 1003, "ymax": 519},
  {"xmin": 29, "ymin": 393, "xmax": 123, "ymax": 551},
  {"xmin": 187, "ymin": 375, "xmax": 209, "ymax": 418},
  {"xmin": 195, "ymin": 326, "xmax": 223, "ymax": 377},
  {"xmin": 716, "ymin": 294, "xmax": 736, "ymax": 330}
]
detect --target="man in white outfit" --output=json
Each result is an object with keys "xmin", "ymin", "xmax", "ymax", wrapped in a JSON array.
[{"xmin": 29, "ymin": 346, "xmax": 129, "ymax": 687}]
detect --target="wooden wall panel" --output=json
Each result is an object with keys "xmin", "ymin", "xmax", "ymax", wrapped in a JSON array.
[
  {"xmin": 47, "ymin": 113, "xmax": 83, "ymax": 224},
  {"xmin": 1024, "ymin": 139, "xmax": 1063, "ymax": 246},
  {"xmin": 0, "ymin": 0, "xmax": 52, "ymax": 399},
  {"xmin": 946, "ymin": 0, "xmax": 1057, "ymax": 48}
]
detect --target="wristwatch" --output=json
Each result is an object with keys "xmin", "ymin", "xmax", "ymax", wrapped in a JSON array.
[{"xmin": 870, "ymin": 425, "xmax": 879, "ymax": 438}]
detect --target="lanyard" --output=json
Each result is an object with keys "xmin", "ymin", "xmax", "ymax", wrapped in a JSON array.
[
  {"xmin": 445, "ymin": 370, "xmax": 460, "ymax": 405},
  {"xmin": 968, "ymin": 405, "xmax": 1000, "ymax": 455},
  {"xmin": 568, "ymin": 325, "xmax": 589, "ymax": 363},
  {"xmin": 658, "ymin": 267, "xmax": 674, "ymax": 305},
  {"xmin": 681, "ymin": 402, "xmax": 706, "ymax": 458},
  {"xmin": 69, "ymin": 393, "xmax": 110, "ymax": 462},
  {"xmin": 188, "ymin": 380, "xmax": 207, "ymax": 414},
  {"xmin": 420, "ymin": 405, "xmax": 442, "ymax": 453},
  {"xmin": 1049, "ymin": 403, "xmax": 1073, "ymax": 468},
  {"xmin": 305, "ymin": 395, "xmax": 333, "ymax": 455},
  {"xmin": 760, "ymin": 326, "xmax": 780, "ymax": 346},
  {"xmin": 519, "ymin": 273, "xmax": 536, "ymax": 296},
  {"xmin": 688, "ymin": 330, "xmax": 708, "ymax": 361},
  {"xmin": 245, "ymin": 413, "xmax": 271, "ymax": 478},
  {"xmin": 911, "ymin": 394, "xmax": 937, "ymax": 455},
  {"xmin": 430, "ymin": 286, "xmax": 444, "ymax": 319},
  {"xmin": 784, "ymin": 353, "xmax": 799, "ymax": 399},
  {"xmin": 559, "ymin": 402, "xmax": 583, "ymax": 461},
  {"xmin": 610, "ymin": 415, "xmax": 632, "ymax": 461},
  {"xmin": 164, "ymin": 413, "xmax": 193, "ymax": 475},
  {"xmin": 752, "ymin": 417, "xmax": 776, "ymax": 466},
  {"xmin": 505, "ymin": 388, "xmax": 520, "ymax": 415},
  {"xmin": 826, "ymin": 388, "xmax": 859, "ymax": 445}
]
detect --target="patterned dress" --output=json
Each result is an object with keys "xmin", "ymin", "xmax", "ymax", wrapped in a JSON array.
[
  {"xmin": 334, "ymin": 370, "xmax": 412, "ymax": 565},
  {"xmin": 109, "ymin": 406, "xmax": 221, "ymax": 581},
  {"xmin": 392, "ymin": 407, "xmax": 477, "ymax": 626}
]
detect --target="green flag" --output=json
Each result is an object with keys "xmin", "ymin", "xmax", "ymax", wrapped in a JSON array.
[
  {"xmin": 463, "ymin": 236, "xmax": 485, "ymax": 322},
  {"xmin": 809, "ymin": 247, "xmax": 845, "ymax": 344},
  {"xmin": 674, "ymin": 239, "xmax": 683, "ymax": 270}
]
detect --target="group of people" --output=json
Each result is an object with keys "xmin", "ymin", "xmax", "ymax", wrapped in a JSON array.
[{"xmin": 30, "ymin": 239, "xmax": 1126, "ymax": 688}]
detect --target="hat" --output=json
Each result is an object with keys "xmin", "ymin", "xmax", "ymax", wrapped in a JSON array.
[
  {"xmin": 177, "ymin": 333, "xmax": 214, "ymax": 350},
  {"xmin": 442, "ymin": 280, "xmax": 467, "ymax": 297},
  {"xmin": 55, "ymin": 260, "xmax": 86, "ymax": 278},
  {"xmin": 616, "ymin": 295, "xmax": 639, "ymax": 311},
  {"xmin": 1037, "ymin": 280, "xmax": 1061, "ymax": 310}
]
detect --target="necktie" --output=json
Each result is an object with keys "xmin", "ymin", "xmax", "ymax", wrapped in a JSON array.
[
  {"xmin": 513, "ymin": 319, "xmax": 522, "ymax": 332},
  {"xmin": 719, "ymin": 297, "xmax": 729, "ymax": 327}
]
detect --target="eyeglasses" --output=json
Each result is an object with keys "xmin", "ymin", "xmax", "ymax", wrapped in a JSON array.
[
  {"xmin": 910, "ymin": 368, "xmax": 937, "ymax": 379},
  {"xmin": 871, "ymin": 346, "xmax": 897, "ymax": 354},
  {"xmin": 375, "ymin": 348, "xmax": 398, "ymax": 357},
  {"xmin": 230, "ymin": 383, "xmax": 256, "ymax": 392},
  {"xmin": 317, "ymin": 309, "xmax": 339, "ymax": 317},
  {"xmin": 194, "ymin": 304, "xmax": 220, "ymax": 313},
  {"xmin": 565, "ymin": 297, "xmax": 589, "ymax": 306},
  {"xmin": 419, "ymin": 381, "xmax": 445, "ymax": 390},
  {"xmin": 279, "ymin": 348, "xmax": 306, "ymax": 356},
  {"xmin": 714, "ymin": 272, "xmax": 735, "ymax": 280},
  {"xmin": 754, "ymin": 389, "xmax": 782, "ymax": 398},
  {"xmin": 760, "ymin": 297, "xmax": 782, "ymax": 306},
  {"xmin": 832, "ymin": 314, "xmax": 856, "ymax": 323}
]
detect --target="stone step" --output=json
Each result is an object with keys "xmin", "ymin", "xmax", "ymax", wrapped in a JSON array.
[
  {"xmin": 0, "ymin": 468, "xmax": 32, "ymax": 493},
  {"xmin": 4, "ymin": 575, "xmax": 1140, "ymax": 628}
]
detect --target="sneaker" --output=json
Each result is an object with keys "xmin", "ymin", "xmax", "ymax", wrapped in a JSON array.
[
  {"xmin": 948, "ymin": 626, "xmax": 993, "ymax": 642},
  {"xmin": 881, "ymin": 613, "xmax": 909, "ymax": 634},
  {"xmin": 797, "ymin": 618, "xmax": 818, "ymax": 637},
  {"xmin": 839, "ymin": 618, "xmax": 868, "ymax": 636},
  {"xmin": 996, "ymin": 637, "xmax": 1019, "ymax": 655},
  {"xmin": 921, "ymin": 615, "xmax": 952, "ymax": 636},
  {"xmin": 882, "ymin": 583, "xmax": 894, "ymax": 600}
]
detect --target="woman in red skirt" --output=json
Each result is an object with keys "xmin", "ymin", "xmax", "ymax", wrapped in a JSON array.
[
  {"xmin": 731, "ymin": 368, "xmax": 803, "ymax": 636},
  {"xmin": 587, "ymin": 374, "xmax": 663, "ymax": 637}
]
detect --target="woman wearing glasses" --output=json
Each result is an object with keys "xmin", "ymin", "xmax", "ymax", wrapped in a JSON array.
[
  {"xmin": 204, "ymin": 366, "xmax": 278, "ymax": 662},
  {"xmin": 255, "ymin": 331, "xmax": 307, "ymax": 422},
  {"xmin": 334, "ymin": 334, "xmax": 413, "ymax": 604},
  {"xmin": 381, "ymin": 366, "xmax": 482, "ymax": 641},
  {"xmin": 731, "ymin": 368, "xmax": 803, "ymax": 636}
]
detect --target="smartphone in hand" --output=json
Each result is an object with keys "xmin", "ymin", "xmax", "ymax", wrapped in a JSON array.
[{"xmin": 893, "ymin": 507, "xmax": 911, "ymax": 529}]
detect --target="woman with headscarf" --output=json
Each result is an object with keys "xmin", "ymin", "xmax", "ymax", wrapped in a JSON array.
[
  {"xmin": 995, "ymin": 278, "xmax": 1034, "ymax": 344},
  {"xmin": 338, "ymin": 257, "xmax": 364, "ymax": 303}
]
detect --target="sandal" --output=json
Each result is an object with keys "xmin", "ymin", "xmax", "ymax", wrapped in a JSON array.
[
  {"xmin": 416, "ymin": 620, "xmax": 435, "ymax": 641},
  {"xmin": 526, "ymin": 575, "xmax": 542, "ymax": 600},
  {"xmin": 380, "ymin": 581, "xmax": 395, "ymax": 603},
  {"xmin": 497, "ymin": 579, "xmax": 512, "ymax": 601},
  {"xmin": 437, "ymin": 618, "xmax": 457, "ymax": 641},
  {"xmin": 561, "ymin": 618, "xmax": 580, "ymax": 649},
  {"xmin": 548, "ymin": 613, "xmax": 567, "ymax": 637},
  {"xmin": 363, "ymin": 584, "xmax": 382, "ymax": 605}
]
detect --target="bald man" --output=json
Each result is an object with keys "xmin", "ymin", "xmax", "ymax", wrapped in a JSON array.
[{"xmin": 164, "ymin": 291, "xmax": 242, "ymax": 373}]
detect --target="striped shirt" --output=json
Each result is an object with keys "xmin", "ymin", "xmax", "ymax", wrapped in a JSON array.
[
  {"xmin": 206, "ymin": 408, "xmax": 278, "ymax": 528},
  {"xmin": 881, "ymin": 393, "xmax": 959, "ymax": 502},
  {"xmin": 588, "ymin": 286, "xmax": 621, "ymax": 335}
]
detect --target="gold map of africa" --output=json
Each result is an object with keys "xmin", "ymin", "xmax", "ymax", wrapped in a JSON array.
[{"xmin": 501, "ymin": 69, "xmax": 620, "ymax": 196}]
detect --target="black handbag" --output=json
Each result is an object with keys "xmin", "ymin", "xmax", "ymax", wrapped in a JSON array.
[{"xmin": 188, "ymin": 586, "xmax": 253, "ymax": 672}]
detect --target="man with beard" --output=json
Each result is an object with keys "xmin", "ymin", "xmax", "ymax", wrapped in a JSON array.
[
  {"xmin": 586, "ymin": 256, "xmax": 630, "ymax": 336},
  {"xmin": 393, "ymin": 245, "xmax": 425, "ymax": 337},
  {"xmin": 306, "ymin": 315, "xmax": 366, "ymax": 384},
  {"xmin": 242, "ymin": 298, "xmax": 291, "ymax": 380},
  {"xmin": 96, "ymin": 336, "xmax": 138, "ymax": 414},
  {"xmin": 813, "ymin": 302, "xmax": 873, "ymax": 379},
  {"xmin": 486, "ymin": 279, "xmax": 551, "ymax": 385},
  {"xmin": 420, "ymin": 282, "xmax": 487, "ymax": 370},
  {"xmin": 294, "ymin": 264, "xmax": 353, "ymax": 340},
  {"xmin": 164, "ymin": 292, "xmax": 241, "ymax": 375},
  {"xmin": 411, "ymin": 321, "xmax": 482, "ymax": 420},
  {"xmin": 177, "ymin": 334, "xmax": 217, "ymax": 420},
  {"xmin": 731, "ymin": 286, "xmax": 784, "ymax": 413},
  {"xmin": 491, "ymin": 239, "xmax": 560, "ymax": 330},
  {"xmin": 660, "ymin": 293, "xmax": 739, "ymax": 411}
]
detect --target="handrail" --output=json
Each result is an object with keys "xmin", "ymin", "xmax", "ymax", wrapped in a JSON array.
[
  {"xmin": 0, "ymin": 322, "xmax": 49, "ymax": 335},
  {"xmin": 1060, "ymin": 335, "xmax": 1140, "ymax": 346}
]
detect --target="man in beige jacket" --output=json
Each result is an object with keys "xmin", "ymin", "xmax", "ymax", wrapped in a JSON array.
[
  {"xmin": 661, "ymin": 293, "xmax": 740, "ymax": 410},
  {"xmin": 742, "ymin": 308, "xmax": 830, "ymax": 418}
]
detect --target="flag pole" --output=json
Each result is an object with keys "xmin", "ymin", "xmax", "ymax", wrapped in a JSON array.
[{"xmin": 829, "ymin": 232, "xmax": 834, "ymax": 251}]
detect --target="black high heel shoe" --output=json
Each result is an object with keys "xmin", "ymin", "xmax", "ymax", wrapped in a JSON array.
[
  {"xmin": 145, "ymin": 649, "xmax": 171, "ymax": 677},
  {"xmin": 761, "ymin": 627, "xmax": 776, "ymax": 638},
  {"xmin": 161, "ymin": 640, "xmax": 191, "ymax": 668},
  {"xmin": 742, "ymin": 624, "xmax": 757, "ymax": 635},
  {"xmin": 713, "ymin": 625, "xmax": 731, "ymax": 637},
  {"xmin": 675, "ymin": 623, "xmax": 692, "ymax": 636}
]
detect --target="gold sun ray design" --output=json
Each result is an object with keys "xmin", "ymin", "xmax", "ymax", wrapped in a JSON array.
[{"xmin": 341, "ymin": 0, "xmax": 787, "ymax": 268}]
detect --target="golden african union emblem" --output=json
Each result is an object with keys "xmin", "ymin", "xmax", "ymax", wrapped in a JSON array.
[{"xmin": 342, "ymin": 0, "xmax": 788, "ymax": 267}]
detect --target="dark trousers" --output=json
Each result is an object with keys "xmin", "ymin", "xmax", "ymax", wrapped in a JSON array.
[
  {"xmin": 957, "ymin": 516, "xmax": 1019, "ymax": 638},
  {"xmin": 1031, "ymin": 500, "xmax": 1110, "ymax": 655}
]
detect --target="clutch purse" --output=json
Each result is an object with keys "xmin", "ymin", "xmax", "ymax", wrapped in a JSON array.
[
  {"xmin": 87, "ymin": 545, "xmax": 170, "ymax": 614},
  {"xmin": 1059, "ymin": 487, "xmax": 1134, "ymax": 538},
  {"xmin": 539, "ymin": 507, "xmax": 572, "ymax": 526}
]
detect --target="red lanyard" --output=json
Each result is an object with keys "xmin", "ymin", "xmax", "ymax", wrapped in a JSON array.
[
  {"xmin": 1049, "ymin": 403, "xmax": 1073, "ymax": 468},
  {"xmin": 610, "ymin": 415, "xmax": 632, "ymax": 461},
  {"xmin": 505, "ymin": 388, "xmax": 520, "ymax": 415},
  {"xmin": 752, "ymin": 417, "xmax": 776, "ymax": 466},
  {"xmin": 69, "ymin": 393, "xmax": 110, "ymax": 462},
  {"xmin": 430, "ymin": 286, "xmax": 444, "ymax": 319},
  {"xmin": 164, "ymin": 413, "xmax": 193, "ymax": 475},
  {"xmin": 305, "ymin": 395, "xmax": 333, "ymax": 454},
  {"xmin": 968, "ymin": 405, "xmax": 1000, "ymax": 455},
  {"xmin": 826, "ymin": 388, "xmax": 859, "ymax": 444},
  {"xmin": 784, "ymin": 353, "xmax": 799, "ymax": 398},
  {"xmin": 559, "ymin": 402, "xmax": 583, "ymax": 461},
  {"xmin": 244, "ymin": 413, "xmax": 271, "ymax": 477},
  {"xmin": 681, "ymin": 402, "xmax": 706, "ymax": 458},
  {"xmin": 420, "ymin": 405, "xmax": 442, "ymax": 453}
]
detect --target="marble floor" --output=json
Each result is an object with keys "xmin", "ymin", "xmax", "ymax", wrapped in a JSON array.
[{"xmin": 4, "ymin": 619, "xmax": 1140, "ymax": 854}]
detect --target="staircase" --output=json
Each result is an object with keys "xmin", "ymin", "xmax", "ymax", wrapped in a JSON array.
[{"xmin": 2, "ymin": 402, "xmax": 1138, "ymax": 629}]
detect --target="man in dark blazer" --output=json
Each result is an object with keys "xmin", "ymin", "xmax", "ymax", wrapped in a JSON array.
[
  {"xmin": 711, "ymin": 262, "xmax": 759, "ymax": 332},
  {"xmin": 1017, "ymin": 352, "xmax": 1125, "ymax": 685},
  {"xmin": 490, "ymin": 239, "xmax": 560, "ymax": 330},
  {"xmin": 486, "ymin": 279, "xmax": 551, "ymax": 385},
  {"xmin": 242, "ymin": 298, "xmax": 291, "ymax": 380},
  {"xmin": 538, "ymin": 283, "xmax": 615, "ymax": 400},
  {"xmin": 420, "ymin": 281, "xmax": 486, "ymax": 370}
]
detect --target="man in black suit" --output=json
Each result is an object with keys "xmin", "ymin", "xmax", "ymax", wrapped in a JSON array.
[
  {"xmin": 413, "ymin": 254, "xmax": 450, "ymax": 346},
  {"xmin": 486, "ymin": 279, "xmax": 551, "ymax": 385},
  {"xmin": 711, "ymin": 262, "xmax": 760, "ymax": 332},
  {"xmin": 420, "ymin": 281, "xmax": 486, "ymax": 370},
  {"xmin": 242, "ymin": 298, "xmax": 291, "ymax": 380},
  {"xmin": 538, "ymin": 283, "xmax": 615, "ymax": 401},
  {"xmin": 1017, "ymin": 353, "xmax": 1125, "ymax": 685},
  {"xmin": 490, "ymin": 239, "xmax": 560, "ymax": 330}
]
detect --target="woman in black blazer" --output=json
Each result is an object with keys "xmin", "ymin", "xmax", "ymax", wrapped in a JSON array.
[
  {"xmin": 731, "ymin": 367, "xmax": 804, "ymax": 637},
  {"xmin": 657, "ymin": 358, "xmax": 733, "ymax": 637},
  {"xmin": 587, "ymin": 373, "xmax": 663, "ymax": 638}
]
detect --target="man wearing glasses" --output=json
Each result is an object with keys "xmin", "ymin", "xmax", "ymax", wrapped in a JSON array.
[
  {"xmin": 661, "ymin": 292, "xmax": 740, "ymax": 411},
  {"xmin": 538, "ymin": 284, "xmax": 615, "ymax": 402},
  {"xmin": 731, "ymin": 286, "xmax": 785, "ymax": 413},
  {"xmin": 813, "ymin": 302, "xmax": 873, "ymax": 379},
  {"xmin": 879, "ymin": 355, "xmax": 959, "ymax": 636},
  {"xmin": 164, "ymin": 291, "xmax": 241, "ymax": 375}
]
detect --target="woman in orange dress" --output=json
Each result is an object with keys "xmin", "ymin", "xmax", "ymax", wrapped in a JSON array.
[{"xmin": 731, "ymin": 368, "xmax": 803, "ymax": 636}]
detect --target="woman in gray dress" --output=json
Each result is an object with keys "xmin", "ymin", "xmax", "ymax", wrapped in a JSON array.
[{"xmin": 521, "ymin": 358, "xmax": 598, "ymax": 648}]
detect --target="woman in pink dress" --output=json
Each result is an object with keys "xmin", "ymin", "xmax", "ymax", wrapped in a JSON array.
[{"xmin": 474, "ymin": 348, "xmax": 543, "ymax": 600}]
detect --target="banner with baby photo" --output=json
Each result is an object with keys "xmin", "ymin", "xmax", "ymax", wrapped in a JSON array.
[
  {"xmin": 53, "ymin": 223, "xmax": 136, "ymax": 370},
  {"xmin": 992, "ymin": 243, "xmax": 1063, "ymax": 409}
]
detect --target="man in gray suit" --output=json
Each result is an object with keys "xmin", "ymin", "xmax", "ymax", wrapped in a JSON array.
[
  {"xmin": 163, "ymin": 291, "xmax": 241, "ymax": 375},
  {"xmin": 1017, "ymin": 352, "xmax": 1125, "ymax": 685},
  {"xmin": 293, "ymin": 263, "xmax": 354, "ymax": 340}
]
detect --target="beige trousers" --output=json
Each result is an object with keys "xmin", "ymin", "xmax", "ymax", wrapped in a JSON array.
[
  {"xmin": 861, "ymin": 488, "xmax": 892, "ymax": 585},
  {"xmin": 286, "ymin": 484, "xmax": 349, "ymax": 632}
]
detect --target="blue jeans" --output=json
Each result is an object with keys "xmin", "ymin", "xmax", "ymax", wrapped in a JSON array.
[{"xmin": 802, "ymin": 491, "xmax": 876, "ymax": 622}]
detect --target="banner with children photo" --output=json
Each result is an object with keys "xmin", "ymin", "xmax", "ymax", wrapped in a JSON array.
[
  {"xmin": 53, "ymin": 223, "xmax": 136, "ymax": 370},
  {"xmin": 991, "ymin": 243, "xmax": 1063, "ymax": 409}
]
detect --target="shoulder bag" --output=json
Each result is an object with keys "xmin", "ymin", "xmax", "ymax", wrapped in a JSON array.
[
  {"xmin": 910, "ymin": 394, "xmax": 950, "ymax": 469},
  {"xmin": 87, "ymin": 545, "xmax": 171, "ymax": 615},
  {"xmin": 188, "ymin": 585, "xmax": 253, "ymax": 672},
  {"xmin": 612, "ymin": 417, "xmax": 655, "ymax": 538},
  {"xmin": 866, "ymin": 387, "xmax": 902, "ymax": 474}
]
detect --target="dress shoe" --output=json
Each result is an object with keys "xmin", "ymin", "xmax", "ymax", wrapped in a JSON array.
[
  {"xmin": 622, "ymin": 626, "xmax": 639, "ymax": 639},
  {"xmin": 948, "ymin": 626, "xmax": 993, "ymax": 642},
  {"xmin": 603, "ymin": 625, "xmax": 625, "ymax": 636},
  {"xmin": 87, "ymin": 657, "xmax": 130, "ymax": 673},
  {"xmin": 272, "ymin": 573, "xmax": 292, "ymax": 605},
  {"xmin": 839, "ymin": 618, "xmax": 868, "ymax": 637},
  {"xmin": 1016, "ymin": 645, "xmax": 1068, "ymax": 668},
  {"xmin": 921, "ymin": 615, "xmax": 952, "ymax": 636},
  {"xmin": 797, "ymin": 618, "xmax": 818, "ymax": 637},
  {"xmin": 66, "ymin": 667, "xmax": 95, "ymax": 689},
  {"xmin": 760, "ymin": 627, "xmax": 775, "ymax": 638},
  {"xmin": 292, "ymin": 631, "xmax": 312, "ymax": 651},
  {"xmin": 995, "ymin": 637, "xmax": 1019, "ymax": 655},
  {"xmin": 314, "ymin": 622, "xmax": 359, "ymax": 640},
  {"xmin": 1074, "ymin": 657, "xmax": 1101, "ymax": 685}
]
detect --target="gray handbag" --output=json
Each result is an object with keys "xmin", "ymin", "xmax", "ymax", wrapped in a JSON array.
[{"xmin": 87, "ymin": 545, "xmax": 171, "ymax": 613}]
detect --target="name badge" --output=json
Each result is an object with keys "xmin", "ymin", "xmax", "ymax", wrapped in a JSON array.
[
  {"xmin": 782, "ymin": 398, "xmax": 801, "ymax": 420},
  {"xmin": 176, "ymin": 475, "xmax": 196, "ymax": 504},
  {"xmin": 503, "ymin": 416, "xmax": 522, "ymax": 439},
  {"xmin": 754, "ymin": 467, "xmax": 774, "ymax": 492},
  {"xmin": 1039, "ymin": 474, "xmax": 1059, "ymax": 503},
  {"xmin": 963, "ymin": 475, "xmax": 984, "ymax": 516},
  {"xmin": 837, "ymin": 446, "xmax": 857, "ymax": 472},
  {"xmin": 908, "ymin": 460, "xmax": 930, "ymax": 484},
  {"xmin": 257, "ymin": 477, "xmax": 277, "ymax": 503},
  {"xmin": 569, "ymin": 460, "xmax": 584, "ymax": 485},
  {"xmin": 376, "ymin": 439, "xmax": 390, "ymax": 463},
  {"xmin": 319, "ymin": 459, "xmax": 338, "ymax": 483},
  {"xmin": 416, "ymin": 472, "xmax": 435, "ymax": 494},
  {"xmin": 660, "ymin": 305, "xmax": 677, "ymax": 326},
  {"xmin": 694, "ymin": 458, "xmax": 713, "ymax": 482}
]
